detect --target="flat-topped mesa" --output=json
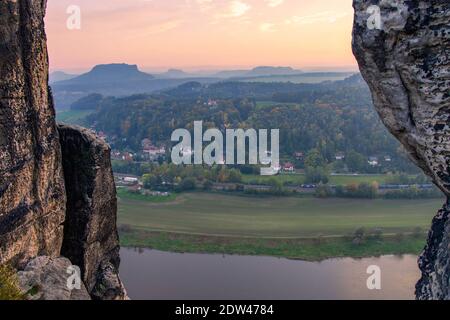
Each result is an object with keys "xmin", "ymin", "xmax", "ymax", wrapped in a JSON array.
[
  {"xmin": 0, "ymin": 0, "xmax": 66, "ymax": 266},
  {"xmin": 352, "ymin": 0, "xmax": 450, "ymax": 299}
]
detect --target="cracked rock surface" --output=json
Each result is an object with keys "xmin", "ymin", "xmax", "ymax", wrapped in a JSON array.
[
  {"xmin": 17, "ymin": 256, "xmax": 91, "ymax": 300},
  {"xmin": 0, "ymin": 0, "xmax": 126, "ymax": 300},
  {"xmin": 0, "ymin": 0, "xmax": 66, "ymax": 267}
]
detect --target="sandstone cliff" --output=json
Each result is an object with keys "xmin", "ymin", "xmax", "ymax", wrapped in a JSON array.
[
  {"xmin": 59, "ymin": 124, "xmax": 126, "ymax": 300},
  {"xmin": 352, "ymin": 0, "xmax": 450, "ymax": 299},
  {"xmin": 0, "ymin": 0, "xmax": 66, "ymax": 267},
  {"xmin": 0, "ymin": 0, "xmax": 126, "ymax": 300}
]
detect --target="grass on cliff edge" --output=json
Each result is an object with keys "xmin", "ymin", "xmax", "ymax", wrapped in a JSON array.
[
  {"xmin": 0, "ymin": 265, "xmax": 24, "ymax": 300},
  {"xmin": 119, "ymin": 229, "xmax": 427, "ymax": 261}
]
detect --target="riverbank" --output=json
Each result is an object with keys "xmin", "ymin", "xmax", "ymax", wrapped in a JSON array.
[
  {"xmin": 118, "ymin": 192, "xmax": 439, "ymax": 238},
  {"xmin": 117, "ymin": 192, "xmax": 436, "ymax": 260},
  {"xmin": 119, "ymin": 229, "xmax": 426, "ymax": 261}
]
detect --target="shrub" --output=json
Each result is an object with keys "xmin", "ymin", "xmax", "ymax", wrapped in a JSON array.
[
  {"xmin": 313, "ymin": 234, "xmax": 324, "ymax": 246},
  {"xmin": 0, "ymin": 265, "xmax": 24, "ymax": 300},
  {"xmin": 412, "ymin": 227, "xmax": 424, "ymax": 239},
  {"xmin": 176, "ymin": 177, "xmax": 196, "ymax": 192},
  {"xmin": 352, "ymin": 227, "xmax": 366, "ymax": 245},
  {"xmin": 304, "ymin": 166, "xmax": 329, "ymax": 184},
  {"xmin": 394, "ymin": 232, "xmax": 405, "ymax": 242},
  {"xmin": 202, "ymin": 180, "xmax": 213, "ymax": 190},
  {"xmin": 370, "ymin": 228, "xmax": 383, "ymax": 241},
  {"xmin": 118, "ymin": 224, "xmax": 133, "ymax": 233},
  {"xmin": 315, "ymin": 184, "xmax": 333, "ymax": 198}
]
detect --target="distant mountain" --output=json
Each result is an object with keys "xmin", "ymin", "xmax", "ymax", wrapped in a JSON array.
[
  {"xmin": 60, "ymin": 63, "xmax": 155, "ymax": 84},
  {"xmin": 213, "ymin": 66, "xmax": 303, "ymax": 78},
  {"xmin": 156, "ymin": 69, "xmax": 193, "ymax": 79},
  {"xmin": 213, "ymin": 69, "xmax": 249, "ymax": 78},
  {"xmin": 49, "ymin": 71, "xmax": 77, "ymax": 84},
  {"xmin": 245, "ymin": 66, "xmax": 301, "ymax": 77},
  {"xmin": 51, "ymin": 63, "xmax": 219, "ymax": 109}
]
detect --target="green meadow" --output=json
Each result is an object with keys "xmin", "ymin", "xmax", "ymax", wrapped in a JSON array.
[
  {"xmin": 118, "ymin": 192, "xmax": 439, "ymax": 238},
  {"xmin": 117, "ymin": 192, "xmax": 441, "ymax": 260},
  {"xmin": 241, "ymin": 173, "xmax": 418, "ymax": 186}
]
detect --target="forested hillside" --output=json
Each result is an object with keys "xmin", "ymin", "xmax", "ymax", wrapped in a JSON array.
[{"xmin": 84, "ymin": 75, "xmax": 418, "ymax": 173}]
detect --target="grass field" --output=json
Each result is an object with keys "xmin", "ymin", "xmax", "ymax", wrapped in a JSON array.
[
  {"xmin": 116, "ymin": 188, "xmax": 177, "ymax": 203},
  {"xmin": 120, "ymin": 230, "xmax": 427, "ymax": 261},
  {"xmin": 242, "ymin": 173, "xmax": 400, "ymax": 186},
  {"xmin": 117, "ymin": 192, "xmax": 441, "ymax": 259},
  {"xmin": 118, "ymin": 192, "xmax": 440, "ymax": 238}
]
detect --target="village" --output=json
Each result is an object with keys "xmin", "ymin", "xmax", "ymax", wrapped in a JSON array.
[{"xmin": 100, "ymin": 133, "xmax": 435, "ymax": 200}]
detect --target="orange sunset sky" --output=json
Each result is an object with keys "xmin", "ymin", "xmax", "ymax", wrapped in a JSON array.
[{"xmin": 45, "ymin": 0, "xmax": 357, "ymax": 73}]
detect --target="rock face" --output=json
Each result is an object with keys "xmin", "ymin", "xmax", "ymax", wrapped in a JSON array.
[
  {"xmin": 0, "ymin": 0, "xmax": 66, "ymax": 266},
  {"xmin": 0, "ymin": 1, "xmax": 126, "ymax": 300},
  {"xmin": 17, "ymin": 256, "xmax": 91, "ymax": 300},
  {"xmin": 352, "ymin": 0, "xmax": 450, "ymax": 299},
  {"xmin": 59, "ymin": 125, "xmax": 126, "ymax": 300}
]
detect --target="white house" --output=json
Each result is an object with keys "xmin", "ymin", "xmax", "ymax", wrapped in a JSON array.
[{"xmin": 368, "ymin": 157, "xmax": 379, "ymax": 166}]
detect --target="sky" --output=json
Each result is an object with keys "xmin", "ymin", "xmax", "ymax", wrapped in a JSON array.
[{"xmin": 45, "ymin": 0, "xmax": 357, "ymax": 73}]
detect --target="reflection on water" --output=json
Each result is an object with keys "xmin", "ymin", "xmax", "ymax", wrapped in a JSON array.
[{"xmin": 119, "ymin": 248, "xmax": 419, "ymax": 300}]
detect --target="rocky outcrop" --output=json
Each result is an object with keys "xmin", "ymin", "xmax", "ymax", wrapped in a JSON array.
[
  {"xmin": 352, "ymin": 0, "xmax": 450, "ymax": 299},
  {"xmin": 0, "ymin": 0, "xmax": 66, "ymax": 266},
  {"xmin": 58, "ymin": 125, "xmax": 126, "ymax": 300},
  {"xmin": 17, "ymin": 256, "xmax": 91, "ymax": 300},
  {"xmin": 0, "ymin": 0, "xmax": 126, "ymax": 300},
  {"xmin": 416, "ymin": 203, "xmax": 450, "ymax": 299}
]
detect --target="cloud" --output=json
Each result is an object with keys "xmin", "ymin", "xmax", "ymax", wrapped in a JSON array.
[
  {"xmin": 260, "ymin": 22, "xmax": 276, "ymax": 32},
  {"xmin": 193, "ymin": 0, "xmax": 251, "ymax": 20},
  {"xmin": 265, "ymin": 0, "xmax": 284, "ymax": 8},
  {"xmin": 194, "ymin": 0, "xmax": 214, "ymax": 11},
  {"xmin": 285, "ymin": 11, "xmax": 349, "ymax": 25},
  {"xmin": 227, "ymin": 1, "xmax": 251, "ymax": 17},
  {"xmin": 143, "ymin": 19, "xmax": 183, "ymax": 35}
]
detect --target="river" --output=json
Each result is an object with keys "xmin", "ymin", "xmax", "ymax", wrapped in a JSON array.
[{"xmin": 119, "ymin": 248, "xmax": 420, "ymax": 300}]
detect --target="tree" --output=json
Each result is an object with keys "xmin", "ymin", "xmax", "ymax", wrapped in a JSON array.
[
  {"xmin": 203, "ymin": 180, "xmax": 213, "ymax": 190},
  {"xmin": 352, "ymin": 227, "xmax": 366, "ymax": 245},
  {"xmin": 177, "ymin": 177, "xmax": 196, "ymax": 191},
  {"xmin": 228, "ymin": 169, "xmax": 242, "ymax": 183},
  {"xmin": 346, "ymin": 151, "xmax": 366, "ymax": 173},
  {"xmin": 315, "ymin": 184, "xmax": 332, "ymax": 198},
  {"xmin": 143, "ymin": 174, "xmax": 160, "ymax": 189},
  {"xmin": 371, "ymin": 228, "xmax": 383, "ymax": 241},
  {"xmin": 268, "ymin": 178, "xmax": 284, "ymax": 194},
  {"xmin": 304, "ymin": 148, "xmax": 326, "ymax": 168},
  {"xmin": 305, "ymin": 166, "xmax": 330, "ymax": 184}
]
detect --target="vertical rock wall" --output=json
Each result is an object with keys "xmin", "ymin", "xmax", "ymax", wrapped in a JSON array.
[
  {"xmin": 0, "ymin": 0, "xmax": 66, "ymax": 266},
  {"xmin": 0, "ymin": 1, "xmax": 126, "ymax": 300},
  {"xmin": 352, "ymin": 0, "xmax": 450, "ymax": 299},
  {"xmin": 58, "ymin": 124, "xmax": 126, "ymax": 300}
]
